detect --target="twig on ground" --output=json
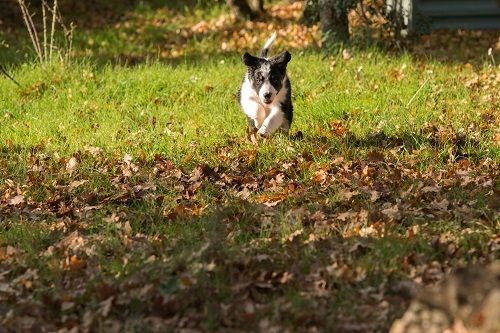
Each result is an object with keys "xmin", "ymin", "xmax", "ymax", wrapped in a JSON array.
[
  {"xmin": 406, "ymin": 77, "xmax": 429, "ymax": 108},
  {"xmin": 0, "ymin": 64, "xmax": 21, "ymax": 87}
]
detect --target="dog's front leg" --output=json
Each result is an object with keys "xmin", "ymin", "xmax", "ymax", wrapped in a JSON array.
[
  {"xmin": 257, "ymin": 108, "xmax": 284, "ymax": 138},
  {"xmin": 242, "ymin": 98, "xmax": 266, "ymax": 130}
]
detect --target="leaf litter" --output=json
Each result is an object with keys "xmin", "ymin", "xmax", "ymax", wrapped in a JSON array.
[{"xmin": 1, "ymin": 124, "xmax": 498, "ymax": 331}]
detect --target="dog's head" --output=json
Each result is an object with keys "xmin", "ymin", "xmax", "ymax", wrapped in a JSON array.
[{"xmin": 242, "ymin": 51, "xmax": 291, "ymax": 105}]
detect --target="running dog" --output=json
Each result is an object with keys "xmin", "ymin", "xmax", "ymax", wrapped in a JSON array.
[{"xmin": 238, "ymin": 32, "xmax": 293, "ymax": 138}]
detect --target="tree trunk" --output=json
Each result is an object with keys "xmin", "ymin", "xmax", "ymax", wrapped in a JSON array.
[
  {"xmin": 318, "ymin": 0, "xmax": 349, "ymax": 49},
  {"xmin": 302, "ymin": 0, "xmax": 320, "ymax": 26},
  {"xmin": 226, "ymin": 0, "xmax": 257, "ymax": 20}
]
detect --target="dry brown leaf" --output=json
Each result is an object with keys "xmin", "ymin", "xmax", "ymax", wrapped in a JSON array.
[
  {"xmin": 64, "ymin": 255, "xmax": 87, "ymax": 271},
  {"xmin": 66, "ymin": 157, "xmax": 79, "ymax": 173},
  {"xmin": 69, "ymin": 179, "xmax": 88, "ymax": 191},
  {"xmin": 98, "ymin": 297, "xmax": 114, "ymax": 318},
  {"xmin": 8, "ymin": 195, "xmax": 24, "ymax": 206}
]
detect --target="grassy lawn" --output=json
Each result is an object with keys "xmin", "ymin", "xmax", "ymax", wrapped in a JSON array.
[{"xmin": 0, "ymin": 2, "xmax": 499, "ymax": 332}]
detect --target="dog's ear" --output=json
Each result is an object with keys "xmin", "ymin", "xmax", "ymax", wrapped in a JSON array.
[
  {"xmin": 272, "ymin": 51, "xmax": 291, "ymax": 66},
  {"xmin": 242, "ymin": 52, "xmax": 260, "ymax": 67}
]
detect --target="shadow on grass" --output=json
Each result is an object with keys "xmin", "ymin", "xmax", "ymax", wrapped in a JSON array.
[
  {"xmin": 158, "ymin": 198, "xmax": 495, "ymax": 331},
  {"xmin": 299, "ymin": 129, "xmax": 483, "ymax": 161}
]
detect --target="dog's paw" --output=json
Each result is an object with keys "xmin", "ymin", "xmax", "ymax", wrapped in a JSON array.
[{"xmin": 246, "ymin": 127, "xmax": 259, "ymax": 144}]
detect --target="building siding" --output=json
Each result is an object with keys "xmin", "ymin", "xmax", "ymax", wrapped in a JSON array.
[{"xmin": 388, "ymin": 0, "xmax": 500, "ymax": 32}]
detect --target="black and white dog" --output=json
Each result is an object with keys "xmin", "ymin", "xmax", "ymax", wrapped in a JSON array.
[{"xmin": 238, "ymin": 33, "xmax": 293, "ymax": 138}]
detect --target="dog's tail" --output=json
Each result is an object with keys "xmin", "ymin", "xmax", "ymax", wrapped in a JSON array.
[{"xmin": 260, "ymin": 32, "xmax": 277, "ymax": 58}]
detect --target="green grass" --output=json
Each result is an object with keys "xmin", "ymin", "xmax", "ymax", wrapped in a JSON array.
[
  {"xmin": 2, "ymin": 52, "xmax": 497, "ymax": 160},
  {"xmin": 0, "ymin": 2, "xmax": 499, "ymax": 331}
]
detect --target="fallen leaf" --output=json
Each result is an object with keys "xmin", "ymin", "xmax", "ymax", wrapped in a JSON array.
[
  {"xmin": 329, "ymin": 120, "xmax": 348, "ymax": 137},
  {"xmin": 61, "ymin": 302, "xmax": 75, "ymax": 311},
  {"xmin": 382, "ymin": 204, "xmax": 401, "ymax": 221},
  {"xmin": 123, "ymin": 154, "xmax": 132, "ymax": 165},
  {"xmin": 179, "ymin": 274, "xmax": 195, "ymax": 289},
  {"xmin": 122, "ymin": 221, "xmax": 132, "ymax": 235},
  {"xmin": 64, "ymin": 255, "xmax": 87, "ymax": 271},
  {"xmin": 8, "ymin": 195, "xmax": 24, "ymax": 206},
  {"xmin": 69, "ymin": 179, "xmax": 88, "ymax": 191},
  {"xmin": 339, "ymin": 189, "xmax": 359, "ymax": 201},
  {"xmin": 98, "ymin": 297, "xmax": 114, "ymax": 317},
  {"xmin": 0, "ymin": 283, "xmax": 17, "ymax": 295},
  {"xmin": 342, "ymin": 48, "xmax": 351, "ymax": 60},
  {"xmin": 66, "ymin": 157, "xmax": 79, "ymax": 173},
  {"xmin": 367, "ymin": 150, "xmax": 385, "ymax": 163},
  {"xmin": 431, "ymin": 198, "xmax": 449, "ymax": 211}
]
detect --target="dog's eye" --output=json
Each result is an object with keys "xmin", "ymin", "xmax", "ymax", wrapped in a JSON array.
[{"xmin": 255, "ymin": 74, "xmax": 263, "ymax": 83}]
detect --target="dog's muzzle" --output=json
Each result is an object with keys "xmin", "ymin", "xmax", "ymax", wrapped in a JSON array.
[{"xmin": 263, "ymin": 92, "xmax": 272, "ymax": 104}]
